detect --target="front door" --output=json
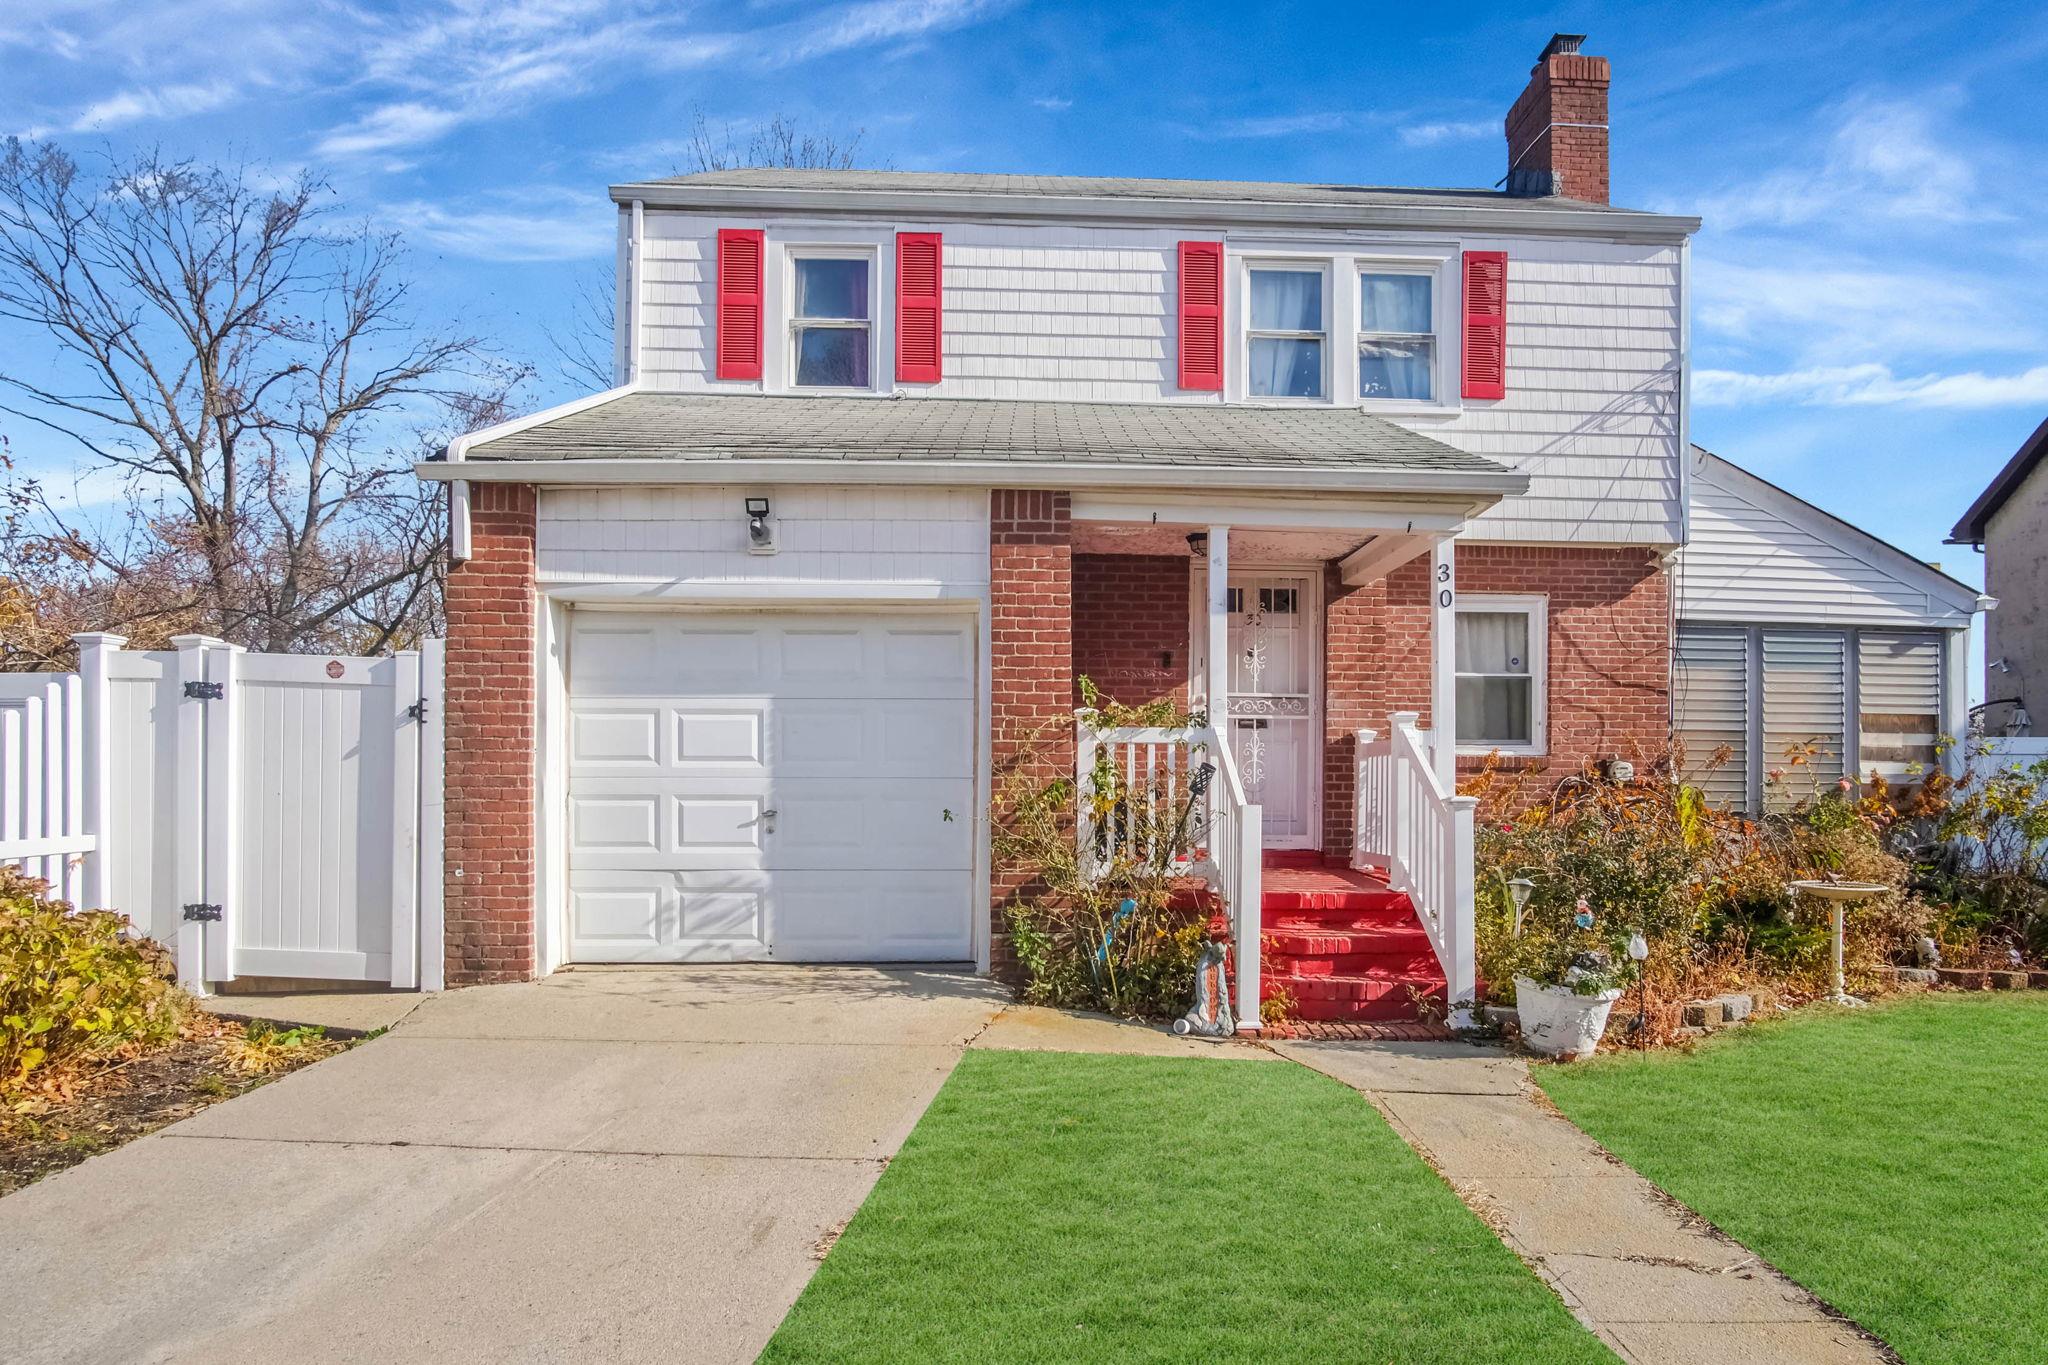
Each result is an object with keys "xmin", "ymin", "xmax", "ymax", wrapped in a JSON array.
[{"xmin": 1225, "ymin": 573, "xmax": 1317, "ymax": 848}]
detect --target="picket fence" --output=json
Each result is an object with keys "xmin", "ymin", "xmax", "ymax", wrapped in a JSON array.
[{"xmin": 0, "ymin": 633, "xmax": 445, "ymax": 993}]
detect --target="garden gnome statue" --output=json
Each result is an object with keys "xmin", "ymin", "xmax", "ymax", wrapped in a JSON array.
[{"xmin": 1172, "ymin": 914, "xmax": 1237, "ymax": 1037}]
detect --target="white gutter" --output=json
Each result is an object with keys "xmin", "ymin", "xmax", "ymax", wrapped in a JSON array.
[
  {"xmin": 414, "ymin": 454, "xmax": 1528, "ymax": 502},
  {"xmin": 606, "ymin": 181, "xmax": 1701, "ymax": 243},
  {"xmin": 440, "ymin": 383, "xmax": 647, "ymax": 564}
]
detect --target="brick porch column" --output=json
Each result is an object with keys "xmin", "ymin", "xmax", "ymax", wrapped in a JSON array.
[
  {"xmin": 443, "ymin": 482, "xmax": 539, "ymax": 985},
  {"xmin": 988, "ymin": 489, "xmax": 1073, "ymax": 975}
]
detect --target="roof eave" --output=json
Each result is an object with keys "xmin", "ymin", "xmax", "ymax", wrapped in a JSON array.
[
  {"xmin": 416, "ymin": 454, "xmax": 1529, "ymax": 502},
  {"xmin": 1946, "ymin": 414, "xmax": 2048, "ymax": 544},
  {"xmin": 605, "ymin": 181, "xmax": 1700, "ymax": 241}
]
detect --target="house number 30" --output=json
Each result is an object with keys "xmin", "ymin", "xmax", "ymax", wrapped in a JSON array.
[{"xmin": 1436, "ymin": 561, "xmax": 1454, "ymax": 609}]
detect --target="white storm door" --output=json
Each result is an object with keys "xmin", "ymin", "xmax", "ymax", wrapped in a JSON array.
[
  {"xmin": 1225, "ymin": 574, "xmax": 1317, "ymax": 847},
  {"xmin": 566, "ymin": 610, "xmax": 975, "ymax": 963}
]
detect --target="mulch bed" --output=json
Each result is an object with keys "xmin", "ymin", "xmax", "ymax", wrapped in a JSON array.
[{"xmin": 1, "ymin": 1015, "xmax": 343, "ymax": 1197}]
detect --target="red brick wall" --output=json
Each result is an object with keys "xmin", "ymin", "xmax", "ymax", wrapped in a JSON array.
[
  {"xmin": 1323, "ymin": 545, "xmax": 1669, "ymax": 847},
  {"xmin": 1505, "ymin": 49, "xmax": 1611, "ymax": 203},
  {"xmin": 989, "ymin": 490, "xmax": 1073, "ymax": 974},
  {"xmin": 1072, "ymin": 553, "xmax": 1190, "ymax": 709},
  {"xmin": 443, "ymin": 483, "xmax": 539, "ymax": 986}
]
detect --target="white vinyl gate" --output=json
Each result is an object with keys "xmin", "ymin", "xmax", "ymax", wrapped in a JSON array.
[{"xmin": 0, "ymin": 633, "xmax": 444, "ymax": 992}]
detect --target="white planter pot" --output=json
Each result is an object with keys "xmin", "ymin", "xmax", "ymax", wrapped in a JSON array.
[{"xmin": 1513, "ymin": 976, "xmax": 1623, "ymax": 1059}]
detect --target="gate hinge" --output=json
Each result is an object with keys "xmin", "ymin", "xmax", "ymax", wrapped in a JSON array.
[
  {"xmin": 182, "ymin": 903, "xmax": 223, "ymax": 922},
  {"xmin": 183, "ymin": 681, "xmax": 224, "ymax": 700},
  {"xmin": 405, "ymin": 699, "xmax": 430, "ymax": 722}
]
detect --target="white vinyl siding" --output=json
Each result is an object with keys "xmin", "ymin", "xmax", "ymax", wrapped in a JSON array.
[
  {"xmin": 535, "ymin": 486, "xmax": 990, "ymax": 591},
  {"xmin": 1673, "ymin": 626, "xmax": 1749, "ymax": 811},
  {"xmin": 1677, "ymin": 622, "xmax": 1947, "ymax": 812},
  {"xmin": 632, "ymin": 211, "xmax": 1683, "ymax": 545},
  {"xmin": 1677, "ymin": 452, "xmax": 1980, "ymax": 629}
]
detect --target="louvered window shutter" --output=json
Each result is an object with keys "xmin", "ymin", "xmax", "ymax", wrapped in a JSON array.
[
  {"xmin": 1856, "ymin": 632, "xmax": 1943, "ymax": 788},
  {"xmin": 896, "ymin": 232, "xmax": 943, "ymax": 383},
  {"xmin": 1761, "ymin": 629, "xmax": 1846, "ymax": 807},
  {"xmin": 1674, "ymin": 626, "xmax": 1753, "ymax": 811},
  {"xmin": 715, "ymin": 228, "xmax": 765, "ymax": 381},
  {"xmin": 1178, "ymin": 241, "xmax": 1224, "ymax": 390},
  {"xmin": 1461, "ymin": 250, "xmax": 1507, "ymax": 400}
]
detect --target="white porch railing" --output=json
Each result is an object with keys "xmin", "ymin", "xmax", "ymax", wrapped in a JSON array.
[
  {"xmin": 1353, "ymin": 712, "xmax": 1477, "ymax": 1015},
  {"xmin": 1076, "ymin": 718, "xmax": 1261, "ymax": 1032}
]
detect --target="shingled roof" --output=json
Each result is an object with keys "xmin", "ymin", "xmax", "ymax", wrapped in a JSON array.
[{"xmin": 449, "ymin": 392, "xmax": 1523, "ymax": 492}]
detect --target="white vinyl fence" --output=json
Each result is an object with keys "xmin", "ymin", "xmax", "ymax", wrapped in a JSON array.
[{"xmin": 0, "ymin": 632, "xmax": 444, "ymax": 993}]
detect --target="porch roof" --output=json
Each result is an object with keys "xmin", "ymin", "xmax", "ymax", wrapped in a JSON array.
[{"xmin": 432, "ymin": 391, "xmax": 1526, "ymax": 497}]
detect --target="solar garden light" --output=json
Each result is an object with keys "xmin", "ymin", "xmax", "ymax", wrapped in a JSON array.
[
  {"xmin": 1506, "ymin": 877, "xmax": 1537, "ymax": 937},
  {"xmin": 1627, "ymin": 930, "xmax": 1651, "ymax": 1047}
]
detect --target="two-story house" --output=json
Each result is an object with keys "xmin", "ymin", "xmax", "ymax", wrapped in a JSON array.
[{"xmin": 417, "ymin": 35, "xmax": 1978, "ymax": 1028}]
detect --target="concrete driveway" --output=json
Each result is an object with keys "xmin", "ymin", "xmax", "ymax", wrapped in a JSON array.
[{"xmin": 0, "ymin": 967, "xmax": 1007, "ymax": 1365}]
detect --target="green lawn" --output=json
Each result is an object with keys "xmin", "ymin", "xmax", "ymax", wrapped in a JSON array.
[
  {"xmin": 1539, "ymin": 994, "xmax": 2048, "ymax": 1365},
  {"xmin": 763, "ymin": 1051, "xmax": 1611, "ymax": 1364}
]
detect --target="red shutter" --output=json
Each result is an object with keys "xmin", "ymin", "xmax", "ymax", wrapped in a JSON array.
[
  {"xmin": 896, "ymin": 232, "xmax": 943, "ymax": 383},
  {"xmin": 715, "ymin": 227, "xmax": 764, "ymax": 381},
  {"xmin": 1461, "ymin": 250, "xmax": 1507, "ymax": 400},
  {"xmin": 1177, "ymin": 241, "xmax": 1224, "ymax": 391}
]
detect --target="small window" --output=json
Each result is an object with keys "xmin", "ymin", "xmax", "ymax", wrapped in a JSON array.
[
  {"xmin": 791, "ymin": 254, "xmax": 871, "ymax": 388},
  {"xmin": 1247, "ymin": 267, "xmax": 1325, "ymax": 399},
  {"xmin": 1258, "ymin": 587, "xmax": 1297, "ymax": 615},
  {"xmin": 1359, "ymin": 271, "xmax": 1435, "ymax": 401},
  {"xmin": 1455, "ymin": 596, "xmax": 1546, "ymax": 753}
]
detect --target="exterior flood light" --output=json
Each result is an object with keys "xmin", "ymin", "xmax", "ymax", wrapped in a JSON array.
[{"xmin": 745, "ymin": 496, "xmax": 775, "ymax": 554}]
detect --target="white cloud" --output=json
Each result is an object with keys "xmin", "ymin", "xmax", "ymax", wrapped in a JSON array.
[
  {"xmin": 1692, "ymin": 256, "xmax": 2036, "ymax": 363},
  {"xmin": 316, "ymin": 103, "xmax": 470, "ymax": 159},
  {"xmin": 1684, "ymin": 96, "xmax": 1991, "ymax": 232},
  {"xmin": 1194, "ymin": 111, "xmax": 1352, "ymax": 140},
  {"xmin": 1398, "ymin": 119, "xmax": 1491, "ymax": 148},
  {"xmin": 1696, "ymin": 363, "xmax": 2048, "ymax": 409},
  {"xmin": 1032, "ymin": 96, "xmax": 1073, "ymax": 112},
  {"xmin": 67, "ymin": 80, "xmax": 236, "ymax": 130},
  {"xmin": 384, "ymin": 191, "xmax": 616, "ymax": 263}
]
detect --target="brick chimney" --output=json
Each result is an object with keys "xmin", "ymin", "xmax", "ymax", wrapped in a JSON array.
[{"xmin": 1504, "ymin": 33, "xmax": 1610, "ymax": 203}]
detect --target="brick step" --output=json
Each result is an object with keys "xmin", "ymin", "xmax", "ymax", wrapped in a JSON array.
[
  {"xmin": 1268, "ymin": 972, "xmax": 1449, "ymax": 1022},
  {"xmin": 1267, "ymin": 951, "xmax": 1444, "ymax": 979},
  {"xmin": 1264, "ymin": 911, "xmax": 1421, "ymax": 935},
  {"xmin": 1262, "ymin": 926, "xmax": 1433, "ymax": 956},
  {"xmin": 1263, "ymin": 888, "xmax": 1413, "ymax": 915}
]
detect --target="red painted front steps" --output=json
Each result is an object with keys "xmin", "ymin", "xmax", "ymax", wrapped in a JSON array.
[{"xmin": 1260, "ymin": 852, "xmax": 1447, "ymax": 1023}]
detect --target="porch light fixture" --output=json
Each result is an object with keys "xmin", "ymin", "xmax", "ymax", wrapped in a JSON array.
[
  {"xmin": 1506, "ymin": 877, "xmax": 1537, "ymax": 937},
  {"xmin": 745, "ymin": 496, "xmax": 775, "ymax": 554},
  {"xmin": 1186, "ymin": 531, "xmax": 1208, "ymax": 557}
]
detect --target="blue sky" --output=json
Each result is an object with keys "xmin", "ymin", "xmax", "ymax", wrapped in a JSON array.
[{"xmin": 4, "ymin": 0, "xmax": 2045, "ymax": 602}]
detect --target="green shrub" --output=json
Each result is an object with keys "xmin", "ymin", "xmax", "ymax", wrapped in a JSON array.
[{"xmin": 0, "ymin": 868, "xmax": 184, "ymax": 1092}]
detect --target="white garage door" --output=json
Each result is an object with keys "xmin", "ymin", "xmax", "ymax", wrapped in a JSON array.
[{"xmin": 566, "ymin": 609, "xmax": 976, "ymax": 962}]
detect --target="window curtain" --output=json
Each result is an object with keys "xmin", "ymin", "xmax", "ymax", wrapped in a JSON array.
[
  {"xmin": 1361, "ymin": 273, "xmax": 1430, "ymax": 333},
  {"xmin": 1250, "ymin": 270, "xmax": 1321, "ymax": 330}
]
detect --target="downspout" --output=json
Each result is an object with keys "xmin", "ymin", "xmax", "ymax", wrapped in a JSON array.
[
  {"xmin": 1668, "ymin": 234, "xmax": 1694, "ymax": 748},
  {"xmin": 628, "ymin": 199, "xmax": 646, "ymax": 384}
]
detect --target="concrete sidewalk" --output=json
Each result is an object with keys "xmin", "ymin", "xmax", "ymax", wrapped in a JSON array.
[
  {"xmin": 1279, "ymin": 1039, "xmax": 1889, "ymax": 1365},
  {"xmin": 0, "ymin": 966, "xmax": 1007, "ymax": 1365}
]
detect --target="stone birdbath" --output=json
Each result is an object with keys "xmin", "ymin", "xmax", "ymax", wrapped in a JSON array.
[{"xmin": 1788, "ymin": 879, "xmax": 1890, "ymax": 1005}]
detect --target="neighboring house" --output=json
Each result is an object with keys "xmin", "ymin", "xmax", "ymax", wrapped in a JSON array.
[
  {"xmin": 1948, "ymin": 415, "xmax": 2048, "ymax": 736},
  {"xmin": 1674, "ymin": 447, "xmax": 1984, "ymax": 811},
  {"xmin": 417, "ymin": 35, "xmax": 1963, "ymax": 1024}
]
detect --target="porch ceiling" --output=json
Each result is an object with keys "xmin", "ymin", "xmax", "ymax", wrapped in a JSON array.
[{"xmin": 1073, "ymin": 522, "xmax": 1368, "ymax": 562}]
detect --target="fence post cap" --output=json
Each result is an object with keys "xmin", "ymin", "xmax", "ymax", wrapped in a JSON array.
[
  {"xmin": 168, "ymin": 634, "xmax": 228, "ymax": 648},
  {"xmin": 1388, "ymin": 711, "xmax": 1421, "ymax": 727},
  {"xmin": 71, "ymin": 631, "xmax": 129, "ymax": 647}
]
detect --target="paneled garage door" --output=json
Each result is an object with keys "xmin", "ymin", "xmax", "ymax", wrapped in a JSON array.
[{"xmin": 566, "ymin": 610, "xmax": 975, "ymax": 962}]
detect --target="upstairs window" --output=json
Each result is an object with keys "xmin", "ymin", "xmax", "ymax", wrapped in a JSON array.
[
  {"xmin": 1358, "ymin": 270, "xmax": 1436, "ymax": 401},
  {"xmin": 790, "ymin": 254, "xmax": 871, "ymax": 388},
  {"xmin": 1247, "ymin": 267, "xmax": 1325, "ymax": 399}
]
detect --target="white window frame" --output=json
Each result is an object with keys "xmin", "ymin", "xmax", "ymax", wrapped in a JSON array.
[
  {"xmin": 784, "ymin": 245, "xmax": 877, "ymax": 392},
  {"xmin": 1454, "ymin": 593, "xmax": 1548, "ymax": 757},
  {"xmin": 1355, "ymin": 262, "xmax": 1443, "ymax": 407},
  {"xmin": 1242, "ymin": 261, "xmax": 1331, "ymax": 404}
]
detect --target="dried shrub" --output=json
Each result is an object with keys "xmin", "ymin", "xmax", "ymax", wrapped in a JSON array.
[
  {"xmin": 994, "ymin": 681, "xmax": 1214, "ymax": 1018},
  {"xmin": 0, "ymin": 868, "xmax": 184, "ymax": 1094}
]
